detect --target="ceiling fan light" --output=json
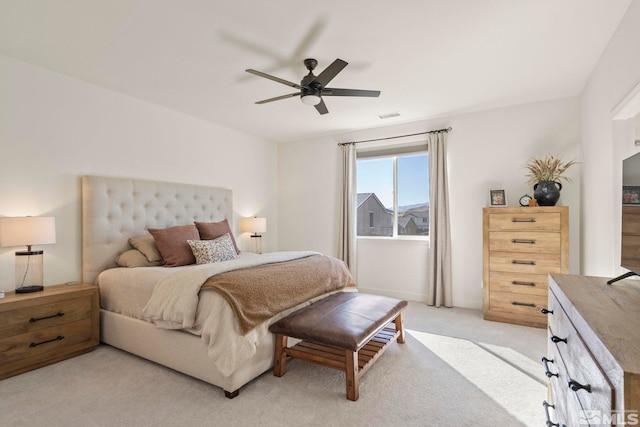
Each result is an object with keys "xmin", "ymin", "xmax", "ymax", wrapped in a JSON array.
[{"xmin": 301, "ymin": 94, "xmax": 321, "ymax": 106}]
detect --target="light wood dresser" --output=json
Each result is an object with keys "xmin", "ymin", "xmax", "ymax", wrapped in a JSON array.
[
  {"xmin": 0, "ymin": 283, "xmax": 99, "ymax": 380},
  {"xmin": 543, "ymin": 274, "xmax": 640, "ymax": 426},
  {"xmin": 483, "ymin": 206, "xmax": 568, "ymax": 328}
]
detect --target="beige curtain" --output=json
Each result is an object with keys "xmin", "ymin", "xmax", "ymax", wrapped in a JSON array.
[
  {"xmin": 427, "ymin": 131, "xmax": 452, "ymax": 307},
  {"xmin": 338, "ymin": 143, "xmax": 357, "ymax": 275}
]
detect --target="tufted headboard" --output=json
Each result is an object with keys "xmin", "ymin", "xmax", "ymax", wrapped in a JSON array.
[{"xmin": 82, "ymin": 175, "xmax": 233, "ymax": 284}]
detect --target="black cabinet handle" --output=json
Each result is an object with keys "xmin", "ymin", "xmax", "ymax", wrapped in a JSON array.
[
  {"xmin": 541, "ymin": 308, "xmax": 554, "ymax": 315},
  {"xmin": 512, "ymin": 260, "xmax": 536, "ymax": 265},
  {"xmin": 512, "ymin": 239, "xmax": 536, "ymax": 244},
  {"xmin": 512, "ymin": 281, "xmax": 536, "ymax": 287},
  {"xmin": 551, "ymin": 335, "xmax": 567, "ymax": 344},
  {"xmin": 512, "ymin": 301, "xmax": 536, "ymax": 308},
  {"xmin": 30, "ymin": 335, "xmax": 64, "ymax": 347},
  {"xmin": 568, "ymin": 379, "xmax": 592, "ymax": 393},
  {"xmin": 30, "ymin": 312, "xmax": 64, "ymax": 323},
  {"xmin": 542, "ymin": 401, "xmax": 564, "ymax": 427},
  {"xmin": 542, "ymin": 357, "xmax": 558, "ymax": 378},
  {"xmin": 512, "ymin": 218, "xmax": 536, "ymax": 223}
]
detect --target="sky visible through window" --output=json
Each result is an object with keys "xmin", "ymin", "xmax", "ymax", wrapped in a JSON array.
[{"xmin": 357, "ymin": 154, "xmax": 429, "ymax": 209}]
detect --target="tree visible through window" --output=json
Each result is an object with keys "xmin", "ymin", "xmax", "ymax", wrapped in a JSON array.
[{"xmin": 356, "ymin": 152, "xmax": 429, "ymax": 237}]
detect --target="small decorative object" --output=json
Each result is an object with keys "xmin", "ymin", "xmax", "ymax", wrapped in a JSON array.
[
  {"xmin": 519, "ymin": 194, "xmax": 532, "ymax": 206},
  {"xmin": 529, "ymin": 198, "xmax": 538, "ymax": 207},
  {"xmin": 489, "ymin": 189, "xmax": 507, "ymax": 206},
  {"xmin": 524, "ymin": 154, "xmax": 576, "ymax": 206},
  {"xmin": 623, "ymin": 186, "xmax": 640, "ymax": 204}
]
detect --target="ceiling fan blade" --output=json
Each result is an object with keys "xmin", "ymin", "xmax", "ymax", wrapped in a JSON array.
[
  {"xmin": 322, "ymin": 88, "xmax": 381, "ymax": 97},
  {"xmin": 245, "ymin": 69, "xmax": 302, "ymax": 89},
  {"xmin": 314, "ymin": 99, "xmax": 329, "ymax": 115},
  {"xmin": 313, "ymin": 59, "xmax": 348, "ymax": 87},
  {"xmin": 255, "ymin": 92, "xmax": 300, "ymax": 104}
]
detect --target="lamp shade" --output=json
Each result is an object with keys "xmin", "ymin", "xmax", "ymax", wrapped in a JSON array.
[
  {"xmin": 241, "ymin": 217, "xmax": 267, "ymax": 234},
  {"xmin": 0, "ymin": 216, "xmax": 56, "ymax": 247}
]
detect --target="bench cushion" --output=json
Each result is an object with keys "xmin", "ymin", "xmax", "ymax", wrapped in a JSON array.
[{"xmin": 269, "ymin": 292, "xmax": 407, "ymax": 351}]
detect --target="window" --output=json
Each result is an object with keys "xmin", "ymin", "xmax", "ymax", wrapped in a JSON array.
[{"xmin": 356, "ymin": 147, "xmax": 429, "ymax": 237}]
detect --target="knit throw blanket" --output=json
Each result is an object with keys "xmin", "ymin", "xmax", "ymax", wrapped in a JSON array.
[{"xmin": 201, "ymin": 254, "xmax": 355, "ymax": 334}]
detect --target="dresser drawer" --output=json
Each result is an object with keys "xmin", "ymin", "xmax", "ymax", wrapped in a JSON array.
[
  {"xmin": 489, "ymin": 251, "xmax": 562, "ymax": 274},
  {"xmin": 548, "ymin": 317, "xmax": 613, "ymax": 420},
  {"xmin": 0, "ymin": 295, "xmax": 93, "ymax": 338},
  {"xmin": 488, "ymin": 291, "xmax": 547, "ymax": 319},
  {"xmin": 488, "ymin": 271, "xmax": 548, "ymax": 296},
  {"xmin": 489, "ymin": 231, "xmax": 560, "ymax": 254},
  {"xmin": 488, "ymin": 212, "xmax": 561, "ymax": 231},
  {"xmin": 546, "ymin": 333, "xmax": 585, "ymax": 427}
]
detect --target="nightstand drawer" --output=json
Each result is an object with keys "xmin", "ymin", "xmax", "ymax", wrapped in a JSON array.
[
  {"xmin": 0, "ymin": 318, "xmax": 93, "ymax": 364},
  {"xmin": 0, "ymin": 295, "xmax": 93, "ymax": 338}
]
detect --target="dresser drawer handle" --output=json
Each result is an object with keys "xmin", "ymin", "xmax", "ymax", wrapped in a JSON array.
[
  {"xmin": 512, "ymin": 218, "xmax": 536, "ymax": 223},
  {"xmin": 512, "ymin": 239, "xmax": 536, "ymax": 244},
  {"xmin": 541, "ymin": 308, "xmax": 554, "ymax": 315},
  {"xmin": 568, "ymin": 379, "xmax": 592, "ymax": 393},
  {"xmin": 512, "ymin": 281, "xmax": 536, "ymax": 287},
  {"xmin": 30, "ymin": 335, "xmax": 64, "ymax": 348},
  {"xmin": 512, "ymin": 301, "xmax": 536, "ymax": 308},
  {"xmin": 551, "ymin": 335, "xmax": 567, "ymax": 344},
  {"xmin": 542, "ymin": 401, "xmax": 564, "ymax": 427},
  {"xmin": 30, "ymin": 312, "xmax": 65, "ymax": 323},
  {"xmin": 512, "ymin": 260, "xmax": 536, "ymax": 265},
  {"xmin": 542, "ymin": 357, "xmax": 558, "ymax": 378}
]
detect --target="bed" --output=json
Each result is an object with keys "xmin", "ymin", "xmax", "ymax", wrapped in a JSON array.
[{"xmin": 81, "ymin": 175, "xmax": 354, "ymax": 398}]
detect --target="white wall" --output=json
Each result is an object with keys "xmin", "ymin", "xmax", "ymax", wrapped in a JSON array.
[
  {"xmin": 0, "ymin": 55, "xmax": 278, "ymax": 291},
  {"xmin": 580, "ymin": 0, "xmax": 640, "ymax": 278},
  {"xmin": 278, "ymin": 97, "xmax": 581, "ymax": 308}
]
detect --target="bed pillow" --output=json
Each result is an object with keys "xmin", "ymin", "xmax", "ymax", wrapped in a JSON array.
[
  {"xmin": 115, "ymin": 249, "xmax": 163, "ymax": 268},
  {"xmin": 194, "ymin": 219, "xmax": 240, "ymax": 254},
  {"xmin": 148, "ymin": 225, "xmax": 200, "ymax": 267},
  {"xmin": 129, "ymin": 235, "xmax": 163, "ymax": 263},
  {"xmin": 187, "ymin": 233, "xmax": 238, "ymax": 264}
]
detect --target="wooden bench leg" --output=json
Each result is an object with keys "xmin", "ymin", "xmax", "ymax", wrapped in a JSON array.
[
  {"xmin": 345, "ymin": 350, "xmax": 359, "ymax": 401},
  {"xmin": 274, "ymin": 334, "xmax": 288, "ymax": 377},
  {"xmin": 394, "ymin": 313, "xmax": 405, "ymax": 344}
]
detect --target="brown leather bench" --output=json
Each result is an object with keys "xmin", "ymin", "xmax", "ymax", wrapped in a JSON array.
[{"xmin": 268, "ymin": 292, "xmax": 407, "ymax": 401}]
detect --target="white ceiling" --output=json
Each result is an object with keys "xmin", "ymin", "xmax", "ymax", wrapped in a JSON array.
[{"xmin": 0, "ymin": 0, "xmax": 632, "ymax": 143}]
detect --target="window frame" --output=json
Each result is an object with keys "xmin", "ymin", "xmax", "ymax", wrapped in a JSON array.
[{"xmin": 356, "ymin": 143, "xmax": 429, "ymax": 240}]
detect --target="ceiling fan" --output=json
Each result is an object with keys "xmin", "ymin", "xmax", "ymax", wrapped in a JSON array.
[{"xmin": 245, "ymin": 58, "xmax": 380, "ymax": 115}]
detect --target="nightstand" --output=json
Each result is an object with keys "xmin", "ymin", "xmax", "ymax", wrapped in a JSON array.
[{"xmin": 0, "ymin": 283, "xmax": 99, "ymax": 380}]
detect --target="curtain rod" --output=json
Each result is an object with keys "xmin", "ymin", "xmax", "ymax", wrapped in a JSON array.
[{"xmin": 337, "ymin": 127, "xmax": 452, "ymax": 146}]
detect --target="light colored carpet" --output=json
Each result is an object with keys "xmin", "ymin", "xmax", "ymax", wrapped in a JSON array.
[{"xmin": 0, "ymin": 302, "xmax": 546, "ymax": 427}]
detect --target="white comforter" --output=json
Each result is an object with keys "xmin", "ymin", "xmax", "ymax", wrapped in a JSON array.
[{"xmin": 142, "ymin": 251, "xmax": 322, "ymax": 376}]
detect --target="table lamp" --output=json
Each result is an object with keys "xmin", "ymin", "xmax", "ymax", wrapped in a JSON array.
[
  {"xmin": 241, "ymin": 217, "xmax": 266, "ymax": 254},
  {"xmin": 0, "ymin": 216, "xmax": 56, "ymax": 293}
]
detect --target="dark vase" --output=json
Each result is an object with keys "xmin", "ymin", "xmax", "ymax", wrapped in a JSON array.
[{"xmin": 533, "ymin": 181, "xmax": 562, "ymax": 206}]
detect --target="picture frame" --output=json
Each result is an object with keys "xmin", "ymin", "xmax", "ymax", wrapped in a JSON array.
[
  {"xmin": 623, "ymin": 186, "xmax": 640, "ymax": 205},
  {"xmin": 489, "ymin": 189, "xmax": 507, "ymax": 207}
]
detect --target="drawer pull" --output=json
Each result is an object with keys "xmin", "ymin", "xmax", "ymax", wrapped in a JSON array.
[
  {"xmin": 512, "ymin": 218, "xmax": 536, "ymax": 223},
  {"xmin": 512, "ymin": 301, "xmax": 536, "ymax": 308},
  {"xmin": 541, "ymin": 308, "xmax": 554, "ymax": 315},
  {"xmin": 30, "ymin": 312, "xmax": 64, "ymax": 323},
  {"xmin": 542, "ymin": 357, "xmax": 558, "ymax": 378},
  {"xmin": 511, "ymin": 260, "xmax": 536, "ymax": 265},
  {"xmin": 551, "ymin": 335, "xmax": 567, "ymax": 344},
  {"xmin": 512, "ymin": 239, "xmax": 536, "ymax": 244},
  {"xmin": 568, "ymin": 378, "xmax": 592, "ymax": 393},
  {"xmin": 30, "ymin": 335, "xmax": 64, "ymax": 348},
  {"xmin": 542, "ymin": 401, "xmax": 564, "ymax": 427},
  {"xmin": 512, "ymin": 281, "xmax": 536, "ymax": 287}
]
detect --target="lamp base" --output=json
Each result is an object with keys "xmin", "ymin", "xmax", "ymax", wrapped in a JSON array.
[{"xmin": 16, "ymin": 285, "xmax": 44, "ymax": 293}]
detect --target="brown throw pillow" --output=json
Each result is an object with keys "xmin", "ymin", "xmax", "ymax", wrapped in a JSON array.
[
  {"xmin": 148, "ymin": 225, "xmax": 200, "ymax": 267},
  {"xmin": 129, "ymin": 235, "xmax": 163, "ymax": 263},
  {"xmin": 194, "ymin": 219, "xmax": 240, "ymax": 254},
  {"xmin": 115, "ymin": 249, "xmax": 163, "ymax": 268}
]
